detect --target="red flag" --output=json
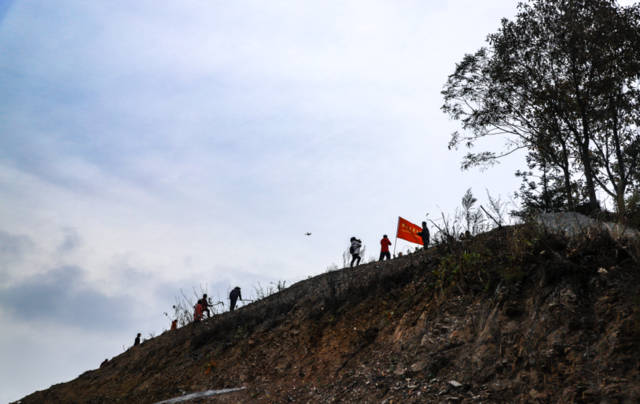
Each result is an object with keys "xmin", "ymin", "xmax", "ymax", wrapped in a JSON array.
[{"xmin": 396, "ymin": 217, "xmax": 423, "ymax": 245}]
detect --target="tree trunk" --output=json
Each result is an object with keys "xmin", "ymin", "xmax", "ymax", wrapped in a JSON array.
[
  {"xmin": 575, "ymin": 83, "xmax": 599, "ymax": 212},
  {"xmin": 610, "ymin": 99, "xmax": 627, "ymax": 219},
  {"xmin": 616, "ymin": 186, "xmax": 626, "ymax": 219},
  {"xmin": 579, "ymin": 136, "xmax": 599, "ymax": 212},
  {"xmin": 559, "ymin": 139, "xmax": 575, "ymax": 210}
]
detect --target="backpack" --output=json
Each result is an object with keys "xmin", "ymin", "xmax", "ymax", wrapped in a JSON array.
[{"xmin": 349, "ymin": 245, "xmax": 355, "ymax": 254}]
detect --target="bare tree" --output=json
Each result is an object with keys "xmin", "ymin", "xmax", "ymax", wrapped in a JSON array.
[
  {"xmin": 252, "ymin": 280, "xmax": 287, "ymax": 301},
  {"xmin": 460, "ymin": 188, "xmax": 485, "ymax": 235},
  {"xmin": 429, "ymin": 211, "xmax": 461, "ymax": 245},
  {"xmin": 481, "ymin": 189, "xmax": 511, "ymax": 228}
]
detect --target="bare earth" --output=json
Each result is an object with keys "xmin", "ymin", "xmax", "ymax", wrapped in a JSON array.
[{"xmin": 15, "ymin": 218, "xmax": 640, "ymax": 403}]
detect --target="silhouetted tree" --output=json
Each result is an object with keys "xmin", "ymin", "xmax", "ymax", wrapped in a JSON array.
[
  {"xmin": 514, "ymin": 151, "xmax": 581, "ymax": 218},
  {"xmin": 460, "ymin": 188, "xmax": 484, "ymax": 234},
  {"xmin": 442, "ymin": 0, "xmax": 640, "ymax": 217}
]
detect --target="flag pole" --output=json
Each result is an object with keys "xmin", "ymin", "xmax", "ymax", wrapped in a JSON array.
[{"xmin": 393, "ymin": 216, "xmax": 399, "ymax": 257}]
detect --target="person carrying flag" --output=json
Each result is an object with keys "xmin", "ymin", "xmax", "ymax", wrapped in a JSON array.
[{"xmin": 417, "ymin": 221, "xmax": 430, "ymax": 249}]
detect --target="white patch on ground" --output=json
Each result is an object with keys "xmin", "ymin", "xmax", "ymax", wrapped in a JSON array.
[
  {"xmin": 153, "ymin": 387, "xmax": 246, "ymax": 404},
  {"xmin": 536, "ymin": 212, "xmax": 639, "ymax": 239}
]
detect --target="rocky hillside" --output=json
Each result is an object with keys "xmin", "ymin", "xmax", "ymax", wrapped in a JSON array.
[{"xmin": 15, "ymin": 223, "xmax": 640, "ymax": 403}]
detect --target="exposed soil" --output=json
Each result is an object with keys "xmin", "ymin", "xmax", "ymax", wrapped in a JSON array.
[{"xmin": 15, "ymin": 224, "xmax": 640, "ymax": 403}]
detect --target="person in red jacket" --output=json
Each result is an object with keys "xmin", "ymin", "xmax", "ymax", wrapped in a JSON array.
[
  {"xmin": 197, "ymin": 294, "xmax": 212, "ymax": 318},
  {"xmin": 193, "ymin": 302, "xmax": 204, "ymax": 323},
  {"xmin": 379, "ymin": 234, "xmax": 392, "ymax": 261}
]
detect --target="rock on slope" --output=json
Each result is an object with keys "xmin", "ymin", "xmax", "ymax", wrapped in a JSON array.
[{"xmin": 15, "ymin": 223, "xmax": 640, "ymax": 403}]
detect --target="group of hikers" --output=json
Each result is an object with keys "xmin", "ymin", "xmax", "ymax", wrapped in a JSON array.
[
  {"xmin": 349, "ymin": 221, "xmax": 430, "ymax": 268},
  {"xmin": 193, "ymin": 286, "xmax": 243, "ymax": 323},
  {"xmin": 133, "ymin": 221, "xmax": 431, "ymax": 345},
  {"xmin": 134, "ymin": 286, "xmax": 245, "ymax": 345}
]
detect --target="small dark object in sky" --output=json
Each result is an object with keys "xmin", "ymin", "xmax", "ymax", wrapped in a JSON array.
[{"xmin": 305, "ymin": 232, "xmax": 312, "ymax": 236}]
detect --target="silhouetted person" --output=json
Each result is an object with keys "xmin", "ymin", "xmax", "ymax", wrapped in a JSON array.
[
  {"xmin": 170, "ymin": 319, "xmax": 177, "ymax": 331},
  {"xmin": 197, "ymin": 294, "xmax": 212, "ymax": 318},
  {"xmin": 229, "ymin": 286, "xmax": 242, "ymax": 311},
  {"xmin": 134, "ymin": 333, "xmax": 141, "ymax": 346},
  {"xmin": 418, "ymin": 222, "xmax": 430, "ymax": 249},
  {"xmin": 350, "ymin": 237, "xmax": 362, "ymax": 267},
  {"xmin": 379, "ymin": 234, "xmax": 392, "ymax": 261}
]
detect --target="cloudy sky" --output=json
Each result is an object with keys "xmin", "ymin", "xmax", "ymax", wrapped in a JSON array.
[{"xmin": 2, "ymin": 0, "xmax": 619, "ymax": 401}]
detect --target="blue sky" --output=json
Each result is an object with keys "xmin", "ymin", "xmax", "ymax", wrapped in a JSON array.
[{"xmin": 0, "ymin": 0, "xmax": 605, "ymax": 401}]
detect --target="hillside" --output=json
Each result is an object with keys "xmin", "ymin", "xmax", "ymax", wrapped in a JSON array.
[{"xmin": 15, "ymin": 222, "xmax": 640, "ymax": 403}]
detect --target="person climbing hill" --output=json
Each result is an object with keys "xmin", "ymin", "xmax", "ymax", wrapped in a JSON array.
[
  {"xmin": 229, "ymin": 286, "xmax": 242, "ymax": 311},
  {"xmin": 197, "ymin": 294, "xmax": 212, "ymax": 318},
  {"xmin": 194, "ymin": 302, "xmax": 204, "ymax": 323},
  {"xmin": 350, "ymin": 237, "xmax": 362, "ymax": 267}
]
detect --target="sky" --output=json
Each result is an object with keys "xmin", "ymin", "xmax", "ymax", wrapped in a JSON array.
[{"xmin": 4, "ymin": 0, "xmax": 630, "ymax": 401}]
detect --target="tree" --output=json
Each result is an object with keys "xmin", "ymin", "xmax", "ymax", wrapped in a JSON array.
[
  {"xmin": 442, "ymin": 0, "xmax": 640, "ymax": 217},
  {"xmin": 578, "ymin": 1, "xmax": 640, "ymax": 216},
  {"xmin": 513, "ymin": 150, "xmax": 581, "ymax": 217}
]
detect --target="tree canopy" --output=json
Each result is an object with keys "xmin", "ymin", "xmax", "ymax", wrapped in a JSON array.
[{"xmin": 442, "ymin": 0, "xmax": 640, "ymax": 217}]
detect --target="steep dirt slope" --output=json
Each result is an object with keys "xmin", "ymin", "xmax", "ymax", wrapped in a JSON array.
[{"xmin": 16, "ymin": 224, "xmax": 640, "ymax": 403}]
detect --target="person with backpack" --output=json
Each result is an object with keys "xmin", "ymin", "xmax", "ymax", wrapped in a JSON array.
[
  {"xmin": 418, "ymin": 221, "xmax": 430, "ymax": 250},
  {"xmin": 349, "ymin": 237, "xmax": 362, "ymax": 267},
  {"xmin": 379, "ymin": 234, "xmax": 392, "ymax": 261},
  {"xmin": 229, "ymin": 286, "xmax": 242, "ymax": 311}
]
